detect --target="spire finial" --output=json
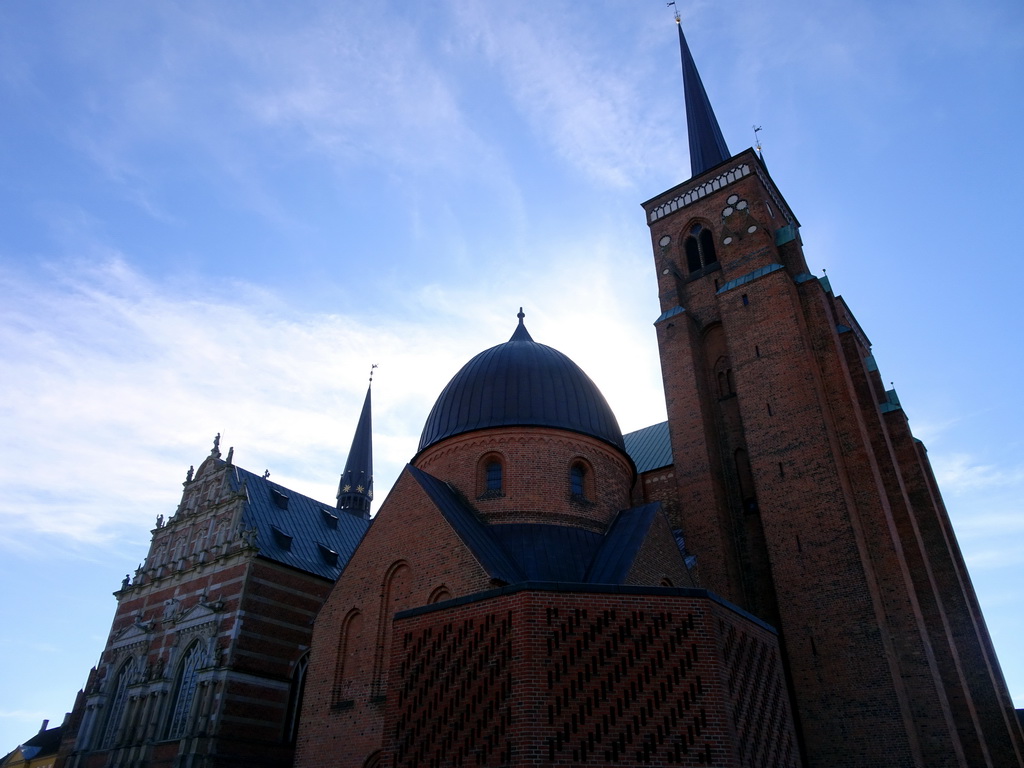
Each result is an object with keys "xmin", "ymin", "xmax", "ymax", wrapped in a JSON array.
[
  {"xmin": 210, "ymin": 433, "xmax": 221, "ymax": 459},
  {"xmin": 369, "ymin": 363, "xmax": 378, "ymax": 384},
  {"xmin": 517, "ymin": 307, "xmax": 525, "ymax": 324},
  {"xmin": 667, "ymin": 1, "xmax": 680, "ymax": 23}
]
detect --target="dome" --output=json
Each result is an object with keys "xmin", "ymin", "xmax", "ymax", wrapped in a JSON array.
[{"xmin": 417, "ymin": 314, "xmax": 625, "ymax": 453}]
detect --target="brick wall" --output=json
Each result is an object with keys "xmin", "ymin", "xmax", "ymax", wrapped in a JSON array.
[
  {"xmin": 385, "ymin": 587, "xmax": 800, "ymax": 767},
  {"xmin": 415, "ymin": 427, "xmax": 635, "ymax": 532}
]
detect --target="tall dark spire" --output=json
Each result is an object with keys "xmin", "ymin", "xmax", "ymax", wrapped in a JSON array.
[
  {"xmin": 337, "ymin": 376, "xmax": 374, "ymax": 518},
  {"xmin": 676, "ymin": 16, "xmax": 730, "ymax": 177}
]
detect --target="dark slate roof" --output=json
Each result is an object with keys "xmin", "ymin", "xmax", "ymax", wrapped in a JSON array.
[
  {"xmin": 407, "ymin": 465, "xmax": 524, "ymax": 584},
  {"xmin": 586, "ymin": 503, "xmax": 662, "ymax": 584},
  {"xmin": 489, "ymin": 524, "xmax": 603, "ymax": 582},
  {"xmin": 408, "ymin": 465, "xmax": 667, "ymax": 587},
  {"xmin": 418, "ymin": 316, "xmax": 625, "ymax": 453},
  {"xmin": 17, "ymin": 727, "xmax": 62, "ymax": 761},
  {"xmin": 231, "ymin": 466, "xmax": 371, "ymax": 580},
  {"xmin": 623, "ymin": 421, "xmax": 673, "ymax": 473},
  {"xmin": 677, "ymin": 20, "xmax": 731, "ymax": 177}
]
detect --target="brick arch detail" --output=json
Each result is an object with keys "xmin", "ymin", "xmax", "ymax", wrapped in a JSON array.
[
  {"xmin": 333, "ymin": 608, "xmax": 363, "ymax": 705},
  {"xmin": 371, "ymin": 561, "xmax": 413, "ymax": 696}
]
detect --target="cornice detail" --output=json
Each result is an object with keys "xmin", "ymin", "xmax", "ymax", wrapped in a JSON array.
[{"xmin": 649, "ymin": 164, "xmax": 751, "ymax": 223}]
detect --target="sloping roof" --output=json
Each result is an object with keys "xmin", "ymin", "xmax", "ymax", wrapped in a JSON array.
[
  {"xmin": 4, "ymin": 727, "xmax": 62, "ymax": 765},
  {"xmin": 489, "ymin": 524, "xmax": 603, "ymax": 582},
  {"xmin": 231, "ymin": 466, "xmax": 371, "ymax": 580},
  {"xmin": 623, "ymin": 421, "xmax": 672, "ymax": 473},
  {"xmin": 586, "ymin": 503, "xmax": 662, "ymax": 584},
  {"xmin": 408, "ymin": 465, "xmax": 669, "ymax": 587},
  {"xmin": 407, "ymin": 465, "xmax": 524, "ymax": 584}
]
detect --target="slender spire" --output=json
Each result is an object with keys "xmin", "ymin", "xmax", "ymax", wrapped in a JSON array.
[
  {"xmin": 337, "ymin": 368, "xmax": 375, "ymax": 518},
  {"xmin": 675, "ymin": 13, "xmax": 730, "ymax": 177}
]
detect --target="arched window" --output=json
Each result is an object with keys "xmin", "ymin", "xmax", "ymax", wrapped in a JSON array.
[
  {"xmin": 477, "ymin": 453, "xmax": 505, "ymax": 498},
  {"xmin": 100, "ymin": 658, "xmax": 135, "ymax": 748},
  {"xmin": 166, "ymin": 641, "xmax": 204, "ymax": 739},
  {"xmin": 284, "ymin": 653, "xmax": 308, "ymax": 743},
  {"xmin": 684, "ymin": 223, "xmax": 718, "ymax": 274},
  {"xmin": 372, "ymin": 562, "xmax": 412, "ymax": 696},
  {"xmin": 428, "ymin": 585, "xmax": 452, "ymax": 604},
  {"xmin": 333, "ymin": 609, "xmax": 363, "ymax": 704},
  {"xmin": 569, "ymin": 460, "xmax": 593, "ymax": 501},
  {"xmin": 570, "ymin": 464, "xmax": 585, "ymax": 497}
]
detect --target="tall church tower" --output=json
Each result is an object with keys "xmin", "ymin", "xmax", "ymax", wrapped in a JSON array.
[{"xmin": 642, "ymin": 14, "xmax": 1024, "ymax": 768}]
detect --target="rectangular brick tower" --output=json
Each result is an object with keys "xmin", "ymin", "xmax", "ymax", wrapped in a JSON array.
[{"xmin": 642, "ymin": 144, "xmax": 1024, "ymax": 765}]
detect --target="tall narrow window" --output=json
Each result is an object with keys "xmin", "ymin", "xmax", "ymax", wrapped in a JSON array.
[
  {"xmin": 570, "ymin": 463, "xmax": 586, "ymax": 499},
  {"xmin": 100, "ymin": 658, "xmax": 135, "ymax": 748},
  {"xmin": 167, "ymin": 641, "xmax": 204, "ymax": 739},
  {"xmin": 284, "ymin": 654, "xmax": 308, "ymax": 743},
  {"xmin": 486, "ymin": 461, "xmax": 502, "ymax": 492},
  {"xmin": 478, "ymin": 454, "xmax": 505, "ymax": 499},
  {"xmin": 684, "ymin": 223, "xmax": 718, "ymax": 275}
]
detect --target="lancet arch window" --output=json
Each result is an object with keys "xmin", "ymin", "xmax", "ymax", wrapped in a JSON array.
[
  {"xmin": 284, "ymin": 653, "xmax": 309, "ymax": 743},
  {"xmin": 100, "ymin": 657, "xmax": 135, "ymax": 748},
  {"xmin": 683, "ymin": 223, "xmax": 719, "ymax": 275},
  {"xmin": 166, "ymin": 640, "xmax": 205, "ymax": 739}
]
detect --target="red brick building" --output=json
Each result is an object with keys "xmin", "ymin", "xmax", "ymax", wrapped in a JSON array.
[
  {"xmin": 295, "ymin": 316, "xmax": 800, "ymax": 768},
  {"xmin": 55, "ymin": 395, "xmax": 374, "ymax": 768},
  {"xmin": 56, "ymin": 15, "xmax": 1023, "ymax": 768},
  {"xmin": 293, "ymin": 18, "xmax": 1024, "ymax": 768}
]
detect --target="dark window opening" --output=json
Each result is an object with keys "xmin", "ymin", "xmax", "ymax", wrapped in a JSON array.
[
  {"xmin": 284, "ymin": 654, "xmax": 308, "ymax": 743},
  {"xmin": 478, "ymin": 456, "xmax": 505, "ymax": 499},
  {"xmin": 486, "ymin": 460, "xmax": 502, "ymax": 492},
  {"xmin": 684, "ymin": 223, "xmax": 719, "ymax": 276},
  {"xmin": 570, "ymin": 463, "xmax": 586, "ymax": 499}
]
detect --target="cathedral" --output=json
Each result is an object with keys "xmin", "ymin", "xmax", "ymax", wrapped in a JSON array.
[{"xmin": 50, "ymin": 15, "xmax": 1022, "ymax": 768}]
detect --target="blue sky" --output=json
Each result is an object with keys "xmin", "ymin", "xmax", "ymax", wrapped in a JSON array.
[{"xmin": 1, "ymin": 0, "xmax": 1022, "ymax": 751}]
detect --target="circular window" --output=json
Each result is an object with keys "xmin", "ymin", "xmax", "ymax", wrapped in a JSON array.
[
  {"xmin": 658, "ymin": 235, "xmax": 671, "ymax": 247},
  {"xmin": 727, "ymin": 194, "xmax": 739, "ymax": 205}
]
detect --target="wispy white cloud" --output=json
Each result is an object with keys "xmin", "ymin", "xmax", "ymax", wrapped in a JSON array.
[
  {"xmin": 447, "ymin": 2, "xmax": 681, "ymax": 188},
  {"xmin": 0, "ymin": 226, "xmax": 664, "ymax": 554},
  {"xmin": 931, "ymin": 453, "xmax": 1024, "ymax": 495}
]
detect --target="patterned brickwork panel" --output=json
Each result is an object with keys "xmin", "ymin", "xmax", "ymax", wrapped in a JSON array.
[
  {"xmin": 393, "ymin": 612, "xmax": 514, "ymax": 767},
  {"xmin": 717, "ymin": 615, "xmax": 797, "ymax": 767},
  {"xmin": 543, "ymin": 605, "xmax": 714, "ymax": 765}
]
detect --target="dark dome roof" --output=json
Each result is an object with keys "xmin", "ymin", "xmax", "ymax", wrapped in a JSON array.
[{"xmin": 418, "ymin": 316, "xmax": 625, "ymax": 453}]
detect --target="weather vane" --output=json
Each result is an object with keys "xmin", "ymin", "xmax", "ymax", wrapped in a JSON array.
[
  {"xmin": 753, "ymin": 125, "xmax": 763, "ymax": 156},
  {"xmin": 667, "ymin": 2, "xmax": 680, "ymax": 22},
  {"xmin": 369, "ymin": 363, "xmax": 378, "ymax": 384}
]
